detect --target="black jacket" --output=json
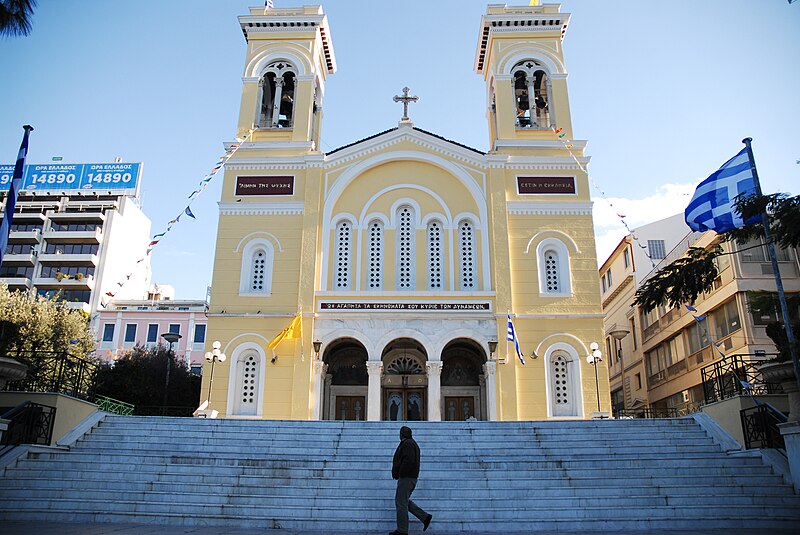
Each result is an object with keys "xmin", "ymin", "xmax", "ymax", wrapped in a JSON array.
[{"xmin": 392, "ymin": 437, "xmax": 421, "ymax": 479}]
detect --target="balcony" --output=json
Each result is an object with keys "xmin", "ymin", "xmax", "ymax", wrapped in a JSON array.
[
  {"xmin": 42, "ymin": 227, "xmax": 102, "ymax": 244},
  {"xmin": 7, "ymin": 229, "xmax": 42, "ymax": 243},
  {"xmin": 0, "ymin": 277, "xmax": 33, "ymax": 290},
  {"xmin": 63, "ymin": 301, "xmax": 91, "ymax": 314},
  {"xmin": 46, "ymin": 210, "xmax": 106, "ymax": 223},
  {"xmin": 1, "ymin": 252, "xmax": 36, "ymax": 265},
  {"xmin": 33, "ymin": 275, "xmax": 95, "ymax": 291},
  {"xmin": 38, "ymin": 252, "xmax": 99, "ymax": 266}
]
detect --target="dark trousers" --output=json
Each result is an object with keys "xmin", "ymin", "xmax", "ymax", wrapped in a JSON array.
[{"xmin": 395, "ymin": 477, "xmax": 428, "ymax": 534}]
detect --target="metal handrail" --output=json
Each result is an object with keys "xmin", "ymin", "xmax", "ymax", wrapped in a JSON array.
[
  {"xmin": 0, "ymin": 401, "xmax": 56, "ymax": 446},
  {"xmin": 741, "ymin": 404, "xmax": 787, "ymax": 454},
  {"xmin": 95, "ymin": 395, "xmax": 134, "ymax": 416},
  {"xmin": 614, "ymin": 407, "xmax": 678, "ymax": 419},
  {"xmin": 2, "ymin": 351, "xmax": 98, "ymax": 401},
  {"xmin": 701, "ymin": 353, "xmax": 780, "ymax": 404}
]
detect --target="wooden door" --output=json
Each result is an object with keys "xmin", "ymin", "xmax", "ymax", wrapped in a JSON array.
[
  {"xmin": 444, "ymin": 396, "xmax": 475, "ymax": 421},
  {"xmin": 335, "ymin": 396, "xmax": 366, "ymax": 420}
]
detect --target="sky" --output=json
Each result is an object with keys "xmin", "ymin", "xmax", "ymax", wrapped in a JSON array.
[{"xmin": 1, "ymin": 0, "xmax": 798, "ymax": 299}]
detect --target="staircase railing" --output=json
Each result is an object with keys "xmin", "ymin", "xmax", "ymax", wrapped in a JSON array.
[
  {"xmin": 701, "ymin": 353, "xmax": 780, "ymax": 404},
  {"xmin": 1, "ymin": 351, "xmax": 98, "ymax": 402},
  {"xmin": 741, "ymin": 403, "xmax": 787, "ymax": 454},
  {"xmin": 95, "ymin": 395, "xmax": 134, "ymax": 416},
  {"xmin": 0, "ymin": 401, "xmax": 56, "ymax": 446},
  {"xmin": 614, "ymin": 407, "xmax": 678, "ymax": 419}
]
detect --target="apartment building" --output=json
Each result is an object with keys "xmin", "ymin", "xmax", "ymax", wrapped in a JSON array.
[
  {"xmin": 0, "ymin": 162, "xmax": 151, "ymax": 315},
  {"xmin": 95, "ymin": 285, "xmax": 208, "ymax": 373},
  {"xmin": 600, "ymin": 213, "xmax": 800, "ymax": 415}
]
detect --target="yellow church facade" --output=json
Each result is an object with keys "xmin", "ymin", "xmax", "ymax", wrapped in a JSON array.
[{"xmin": 201, "ymin": 4, "xmax": 608, "ymax": 421}]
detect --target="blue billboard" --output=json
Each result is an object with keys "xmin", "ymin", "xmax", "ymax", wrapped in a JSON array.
[{"xmin": 0, "ymin": 162, "xmax": 142, "ymax": 194}]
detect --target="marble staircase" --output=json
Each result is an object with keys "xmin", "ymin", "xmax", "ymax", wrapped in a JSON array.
[{"xmin": 1, "ymin": 415, "xmax": 798, "ymax": 531}]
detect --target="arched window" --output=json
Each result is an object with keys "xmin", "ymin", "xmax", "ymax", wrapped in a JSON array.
[
  {"xmin": 396, "ymin": 205, "xmax": 415, "ymax": 290},
  {"xmin": 536, "ymin": 238, "xmax": 572, "ymax": 296},
  {"xmin": 458, "ymin": 220, "xmax": 476, "ymax": 290},
  {"xmin": 367, "ymin": 219, "xmax": 383, "ymax": 290},
  {"xmin": 427, "ymin": 220, "xmax": 443, "ymax": 290},
  {"xmin": 258, "ymin": 61, "xmax": 296, "ymax": 128},
  {"xmin": 512, "ymin": 60, "xmax": 551, "ymax": 129},
  {"xmin": 334, "ymin": 220, "xmax": 352, "ymax": 290},
  {"xmin": 239, "ymin": 239, "xmax": 274, "ymax": 295},
  {"xmin": 233, "ymin": 350, "xmax": 261, "ymax": 416}
]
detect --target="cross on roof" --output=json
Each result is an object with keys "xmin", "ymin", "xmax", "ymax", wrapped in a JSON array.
[{"xmin": 393, "ymin": 86, "xmax": 419, "ymax": 122}]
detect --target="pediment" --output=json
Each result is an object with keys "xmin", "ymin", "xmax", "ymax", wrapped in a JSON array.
[{"xmin": 324, "ymin": 125, "xmax": 486, "ymax": 169}]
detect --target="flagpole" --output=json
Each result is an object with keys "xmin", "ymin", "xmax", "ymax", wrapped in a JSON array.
[
  {"xmin": 0, "ymin": 125, "xmax": 34, "ymax": 267},
  {"xmin": 742, "ymin": 137, "xmax": 800, "ymax": 392}
]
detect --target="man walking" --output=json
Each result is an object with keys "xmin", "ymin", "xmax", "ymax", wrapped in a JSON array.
[{"xmin": 391, "ymin": 426, "xmax": 432, "ymax": 535}]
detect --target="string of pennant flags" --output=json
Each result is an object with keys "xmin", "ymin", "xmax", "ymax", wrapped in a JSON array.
[
  {"xmin": 552, "ymin": 126, "xmax": 659, "ymax": 268},
  {"xmin": 101, "ymin": 128, "xmax": 256, "ymax": 307}
]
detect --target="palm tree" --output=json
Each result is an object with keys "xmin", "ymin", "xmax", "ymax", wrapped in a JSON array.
[{"xmin": 0, "ymin": 0, "xmax": 38, "ymax": 37}]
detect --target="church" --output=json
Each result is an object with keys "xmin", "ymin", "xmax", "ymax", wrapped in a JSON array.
[{"xmin": 201, "ymin": 3, "xmax": 608, "ymax": 422}]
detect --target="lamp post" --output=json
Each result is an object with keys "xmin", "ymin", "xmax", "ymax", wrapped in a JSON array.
[
  {"xmin": 488, "ymin": 339, "xmax": 498, "ymax": 360},
  {"xmin": 161, "ymin": 332, "xmax": 182, "ymax": 409},
  {"xmin": 586, "ymin": 342, "xmax": 603, "ymax": 414},
  {"xmin": 313, "ymin": 340, "xmax": 322, "ymax": 359},
  {"xmin": 204, "ymin": 341, "xmax": 227, "ymax": 410},
  {"xmin": 608, "ymin": 328, "xmax": 630, "ymax": 413}
]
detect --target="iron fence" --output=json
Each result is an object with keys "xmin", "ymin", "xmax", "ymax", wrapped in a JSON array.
[
  {"xmin": 133, "ymin": 405, "xmax": 195, "ymax": 417},
  {"xmin": 0, "ymin": 401, "xmax": 56, "ymax": 446},
  {"xmin": 1, "ymin": 351, "xmax": 98, "ymax": 401},
  {"xmin": 701, "ymin": 353, "xmax": 780, "ymax": 404},
  {"xmin": 741, "ymin": 404, "xmax": 786, "ymax": 453},
  {"xmin": 95, "ymin": 395, "xmax": 134, "ymax": 416},
  {"xmin": 614, "ymin": 407, "xmax": 678, "ymax": 419}
]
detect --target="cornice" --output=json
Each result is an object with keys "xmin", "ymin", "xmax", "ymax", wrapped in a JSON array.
[
  {"xmin": 219, "ymin": 201, "xmax": 304, "ymax": 216},
  {"xmin": 226, "ymin": 141, "xmax": 316, "ymax": 152},
  {"xmin": 324, "ymin": 129, "xmax": 487, "ymax": 170},
  {"xmin": 507, "ymin": 200, "xmax": 593, "ymax": 216}
]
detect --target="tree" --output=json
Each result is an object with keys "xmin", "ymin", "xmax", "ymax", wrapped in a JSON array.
[
  {"xmin": 0, "ymin": 283, "xmax": 96, "ymax": 357},
  {"xmin": 94, "ymin": 344, "xmax": 200, "ymax": 410},
  {"xmin": 0, "ymin": 0, "xmax": 38, "ymax": 37}
]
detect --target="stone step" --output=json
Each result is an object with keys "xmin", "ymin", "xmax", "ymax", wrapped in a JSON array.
[
  {"xmin": 2, "ymin": 509, "xmax": 798, "ymax": 532},
  {"xmin": 3, "ymin": 475, "xmax": 795, "ymax": 498},
  {"xmin": 3, "ymin": 486, "xmax": 800, "ymax": 509},
  {"xmin": 38, "ymin": 451, "xmax": 765, "ymax": 469}
]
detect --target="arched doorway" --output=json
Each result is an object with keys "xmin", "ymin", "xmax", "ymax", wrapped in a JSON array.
[
  {"xmin": 441, "ymin": 339, "xmax": 487, "ymax": 421},
  {"xmin": 382, "ymin": 338, "xmax": 427, "ymax": 421},
  {"xmin": 322, "ymin": 338, "xmax": 368, "ymax": 420}
]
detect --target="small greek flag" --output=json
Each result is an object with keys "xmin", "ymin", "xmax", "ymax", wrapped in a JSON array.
[
  {"xmin": 0, "ymin": 126, "xmax": 33, "ymax": 266},
  {"xmin": 265, "ymin": 0, "xmax": 274, "ymax": 8},
  {"xmin": 507, "ymin": 314, "xmax": 525, "ymax": 365},
  {"xmin": 685, "ymin": 147, "xmax": 757, "ymax": 234}
]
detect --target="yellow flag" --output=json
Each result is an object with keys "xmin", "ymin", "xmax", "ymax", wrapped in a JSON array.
[
  {"xmin": 530, "ymin": 0, "xmax": 540, "ymax": 5},
  {"xmin": 267, "ymin": 315, "xmax": 301, "ymax": 349}
]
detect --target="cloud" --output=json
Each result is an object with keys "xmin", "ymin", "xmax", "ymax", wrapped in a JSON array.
[{"xmin": 593, "ymin": 182, "xmax": 697, "ymax": 267}]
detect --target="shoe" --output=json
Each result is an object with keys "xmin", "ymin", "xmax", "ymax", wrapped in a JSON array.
[
  {"xmin": 388, "ymin": 531, "xmax": 406, "ymax": 535},
  {"xmin": 423, "ymin": 514, "xmax": 433, "ymax": 531}
]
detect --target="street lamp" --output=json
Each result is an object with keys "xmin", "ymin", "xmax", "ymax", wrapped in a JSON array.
[
  {"xmin": 586, "ymin": 342, "xmax": 603, "ymax": 414},
  {"xmin": 313, "ymin": 340, "xmax": 322, "ymax": 359},
  {"xmin": 488, "ymin": 339, "xmax": 498, "ymax": 360},
  {"xmin": 204, "ymin": 341, "xmax": 227, "ymax": 410},
  {"xmin": 608, "ymin": 328, "xmax": 630, "ymax": 413},
  {"xmin": 161, "ymin": 332, "xmax": 182, "ymax": 409}
]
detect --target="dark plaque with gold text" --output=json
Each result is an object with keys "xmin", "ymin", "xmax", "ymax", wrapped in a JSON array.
[
  {"xmin": 517, "ymin": 176, "xmax": 575, "ymax": 195},
  {"xmin": 236, "ymin": 175, "xmax": 294, "ymax": 196}
]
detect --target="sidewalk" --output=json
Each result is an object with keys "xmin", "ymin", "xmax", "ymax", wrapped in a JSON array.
[{"xmin": 6, "ymin": 522, "xmax": 800, "ymax": 535}]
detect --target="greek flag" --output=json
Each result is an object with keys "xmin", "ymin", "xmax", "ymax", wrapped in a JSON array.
[
  {"xmin": 685, "ymin": 147, "xmax": 757, "ymax": 234},
  {"xmin": 0, "ymin": 126, "xmax": 33, "ymax": 266},
  {"xmin": 507, "ymin": 314, "xmax": 525, "ymax": 365}
]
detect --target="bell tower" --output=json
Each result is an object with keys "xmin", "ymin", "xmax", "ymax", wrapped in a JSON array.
[
  {"xmin": 237, "ymin": 5, "xmax": 336, "ymax": 152},
  {"xmin": 474, "ymin": 4, "xmax": 573, "ymax": 151}
]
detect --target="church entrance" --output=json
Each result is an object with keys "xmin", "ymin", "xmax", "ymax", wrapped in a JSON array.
[
  {"xmin": 441, "ymin": 339, "xmax": 487, "ymax": 421},
  {"xmin": 381, "ymin": 338, "xmax": 427, "ymax": 421},
  {"xmin": 321, "ymin": 338, "xmax": 368, "ymax": 420}
]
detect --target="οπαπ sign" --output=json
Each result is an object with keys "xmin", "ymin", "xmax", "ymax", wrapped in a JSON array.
[
  {"xmin": 517, "ymin": 176, "xmax": 575, "ymax": 194},
  {"xmin": 235, "ymin": 176, "xmax": 294, "ymax": 196}
]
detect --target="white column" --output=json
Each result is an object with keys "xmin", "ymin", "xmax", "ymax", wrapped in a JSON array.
[
  {"xmin": 483, "ymin": 361, "xmax": 498, "ymax": 421},
  {"xmin": 366, "ymin": 361, "xmax": 383, "ymax": 421},
  {"xmin": 526, "ymin": 78, "xmax": 538, "ymax": 127},
  {"xmin": 427, "ymin": 361, "xmax": 443, "ymax": 422},
  {"xmin": 311, "ymin": 361, "xmax": 327, "ymax": 420}
]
